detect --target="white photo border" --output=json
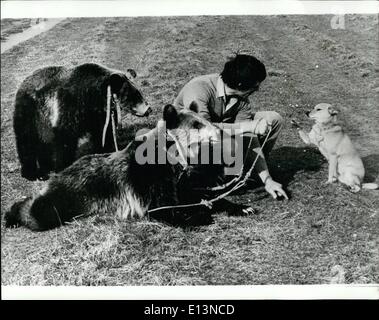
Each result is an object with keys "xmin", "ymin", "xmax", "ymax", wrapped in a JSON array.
[{"xmin": 1, "ymin": 0, "xmax": 379, "ymax": 300}]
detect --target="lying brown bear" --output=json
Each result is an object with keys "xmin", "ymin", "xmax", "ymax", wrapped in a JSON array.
[
  {"xmin": 13, "ymin": 62, "xmax": 150, "ymax": 181},
  {"xmin": 5, "ymin": 104, "xmax": 254, "ymax": 231}
]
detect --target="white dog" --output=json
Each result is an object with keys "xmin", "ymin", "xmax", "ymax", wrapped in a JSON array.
[{"xmin": 294, "ymin": 103, "xmax": 377, "ymax": 192}]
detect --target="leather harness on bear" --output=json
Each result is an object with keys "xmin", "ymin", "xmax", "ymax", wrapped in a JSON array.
[{"xmin": 102, "ymin": 85, "xmax": 121, "ymax": 152}]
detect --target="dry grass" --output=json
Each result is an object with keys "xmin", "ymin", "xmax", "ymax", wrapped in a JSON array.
[{"xmin": 1, "ymin": 15, "xmax": 379, "ymax": 285}]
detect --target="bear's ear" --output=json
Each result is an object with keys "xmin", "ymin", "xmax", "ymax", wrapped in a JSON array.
[
  {"xmin": 328, "ymin": 105, "xmax": 339, "ymax": 116},
  {"xmin": 188, "ymin": 101, "xmax": 199, "ymax": 113},
  {"xmin": 126, "ymin": 69, "xmax": 137, "ymax": 80},
  {"xmin": 109, "ymin": 73, "xmax": 127, "ymax": 94},
  {"xmin": 163, "ymin": 104, "xmax": 179, "ymax": 129}
]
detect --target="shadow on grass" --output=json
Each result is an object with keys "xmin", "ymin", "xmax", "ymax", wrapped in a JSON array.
[
  {"xmin": 150, "ymin": 146, "xmax": 326, "ymax": 227},
  {"xmin": 268, "ymin": 145, "xmax": 325, "ymax": 186},
  {"xmin": 362, "ymin": 154, "xmax": 379, "ymax": 182},
  {"xmin": 231, "ymin": 146, "xmax": 325, "ymax": 199},
  {"xmin": 149, "ymin": 207, "xmax": 214, "ymax": 229}
]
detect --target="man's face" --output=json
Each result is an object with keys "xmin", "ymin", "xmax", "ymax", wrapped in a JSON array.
[{"xmin": 234, "ymin": 82, "xmax": 260, "ymax": 98}]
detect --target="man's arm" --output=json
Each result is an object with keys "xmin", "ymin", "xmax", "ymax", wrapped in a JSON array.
[
  {"xmin": 217, "ymin": 102, "xmax": 288, "ymax": 199},
  {"xmin": 213, "ymin": 119, "xmax": 270, "ymax": 136},
  {"xmin": 234, "ymin": 101, "xmax": 272, "ymax": 184},
  {"xmin": 180, "ymin": 82, "xmax": 213, "ymax": 121},
  {"xmin": 244, "ymin": 133, "xmax": 288, "ymax": 199},
  {"xmin": 215, "ymin": 121, "xmax": 273, "ymax": 184}
]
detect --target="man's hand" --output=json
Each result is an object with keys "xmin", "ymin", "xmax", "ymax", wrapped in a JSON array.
[
  {"xmin": 219, "ymin": 120, "xmax": 271, "ymax": 136},
  {"xmin": 252, "ymin": 118, "xmax": 271, "ymax": 135},
  {"xmin": 264, "ymin": 177, "xmax": 289, "ymax": 200}
]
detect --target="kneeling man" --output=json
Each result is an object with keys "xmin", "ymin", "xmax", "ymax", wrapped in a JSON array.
[{"xmin": 174, "ymin": 54, "xmax": 288, "ymax": 200}]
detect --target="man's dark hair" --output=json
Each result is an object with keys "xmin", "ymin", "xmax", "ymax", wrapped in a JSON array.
[{"xmin": 220, "ymin": 54, "xmax": 267, "ymax": 91}]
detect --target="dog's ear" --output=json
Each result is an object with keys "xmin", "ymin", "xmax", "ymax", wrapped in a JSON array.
[{"xmin": 328, "ymin": 105, "xmax": 339, "ymax": 116}]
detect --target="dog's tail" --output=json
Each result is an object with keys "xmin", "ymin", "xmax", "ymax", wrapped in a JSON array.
[{"xmin": 362, "ymin": 183, "xmax": 379, "ymax": 190}]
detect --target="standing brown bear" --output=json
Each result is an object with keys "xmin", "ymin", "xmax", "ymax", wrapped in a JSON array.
[{"xmin": 13, "ymin": 62, "xmax": 151, "ymax": 181}]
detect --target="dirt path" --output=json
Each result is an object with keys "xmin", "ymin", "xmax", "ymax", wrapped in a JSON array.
[
  {"xmin": 1, "ymin": 16, "xmax": 378, "ymax": 285},
  {"xmin": 1, "ymin": 18, "xmax": 66, "ymax": 53}
]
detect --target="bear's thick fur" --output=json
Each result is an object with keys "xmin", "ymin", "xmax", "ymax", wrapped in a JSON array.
[
  {"xmin": 5, "ymin": 104, "xmax": 230, "ymax": 231},
  {"xmin": 13, "ymin": 62, "xmax": 150, "ymax": 181}
]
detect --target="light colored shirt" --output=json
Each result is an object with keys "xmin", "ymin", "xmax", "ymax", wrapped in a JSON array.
[
  {"xmin": 173, "ymin": 74, "xmax": 253, "ymax": 128},
  {"xmin": 174, "ymin": 73, "xmax": 271, "ymax": 178}
]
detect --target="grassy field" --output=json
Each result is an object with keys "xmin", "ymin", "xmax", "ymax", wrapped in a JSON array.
[{"xmin": 1, "ymin": 15, "xmax": 378, "ymax": 285}]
